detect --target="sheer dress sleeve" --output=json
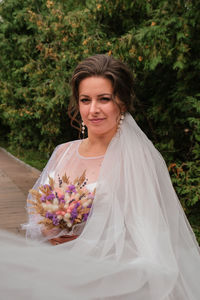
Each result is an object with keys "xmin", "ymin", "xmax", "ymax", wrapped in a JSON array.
[{"xmin": 22, "ymin": 140, "xmax": 103, "ymax": 242}]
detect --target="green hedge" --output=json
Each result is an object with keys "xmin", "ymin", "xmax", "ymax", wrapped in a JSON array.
[{"xmin": 0, "ymin": 0, "xmax": 200, "ymax": 215}]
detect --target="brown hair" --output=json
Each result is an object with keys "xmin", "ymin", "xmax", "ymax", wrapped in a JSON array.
[{"xmin": 68, "ymin": 54, "xmax": 135, "ymax": 131}]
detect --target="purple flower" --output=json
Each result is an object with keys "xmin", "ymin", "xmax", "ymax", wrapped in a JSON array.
[
  {"xmin": 58, "ymin": 195, "xmax": 65, "ymax": 204},
  {"xmin": 75, "ymin": 202, "xmax": 80, "ymax": 209},
  {"xmin": 52, "ymin": 215, "xmax": 59, "ymax": 226},
  {"xmin": 71, "ymin": 208, "xmax": 78, "ymax": 220},
  {"xmin": 45, "ymin": 212, "xmax": 54, "ymax": 219},
  {"xmin": 46, "ymin": 193, "xmax": 55, "ymax": 201},
  {"xmin": 41, "ymin": 195, "xmax": 46, "ymax": 202},
  {"xmin": 83, "ymin": 213, "xmax": 89, "ymax": 222},
  {"xmin": 43, "ymin": 184, "xmax": 52, "ymax": 190},
  {"xmin": 66, "ymin": 185, "xmax": 76, "ymax": 193},
  {"xmin": 45, "ymin": 213, "xmax": 59, "ymax": 225}
]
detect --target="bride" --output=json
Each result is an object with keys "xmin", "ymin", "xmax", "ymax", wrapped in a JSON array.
[{"xmin": 0, "ymin": 54, "xmax": 200, "ymax": 299}]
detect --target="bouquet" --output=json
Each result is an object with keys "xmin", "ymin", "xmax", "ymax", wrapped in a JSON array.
[{"xmin": 28, "ymin": 171, "xmax": 95, "ymax": 231}]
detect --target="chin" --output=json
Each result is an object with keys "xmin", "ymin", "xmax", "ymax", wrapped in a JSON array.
[
  {"xmin": 90, "ymin": 130, "xmax": 106, "ymax": 136},
  {"xmin": 89, "ymin": 127, "xmax": 117, "ymax": 137}
]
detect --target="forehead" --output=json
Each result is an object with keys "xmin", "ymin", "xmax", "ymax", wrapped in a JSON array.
[{"xmin": 79, "ymin": 76, "xmax": 113, "ymax": 96}]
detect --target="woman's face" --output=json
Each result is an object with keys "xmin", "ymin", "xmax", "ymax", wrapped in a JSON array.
[{"xmin": 78, "ymin": 76, "xmax": 122, "ymax": 138}]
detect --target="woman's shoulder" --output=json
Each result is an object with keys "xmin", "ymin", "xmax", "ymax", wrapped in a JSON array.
[
  {"xmin": 56, "ymin": 139, "xmax": 81, "ymax": 150},
  {"xmin": 60, "ymin": 139, "xmax": 81, "ymax": 147},
  {"xmin": 53, "ymin": 139, "xmax": 81, "ymax": 157}
]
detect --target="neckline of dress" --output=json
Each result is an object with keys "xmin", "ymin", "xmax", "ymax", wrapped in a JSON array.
[{"xmin": 76, "ymin": 140, "xmax": 104, "ymax": 160}]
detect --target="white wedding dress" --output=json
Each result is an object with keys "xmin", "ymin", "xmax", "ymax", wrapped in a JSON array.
[
  {"xmin": 23, "ymin": 140, "xmax": 102, "ymax": 242},
  {"xmin": 0, "ymin": 113, "xmax": 200, "ymax": 300}
]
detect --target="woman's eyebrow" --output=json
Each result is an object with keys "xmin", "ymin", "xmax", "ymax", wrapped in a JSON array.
[
  {"xmin": 79, "ymin": 93, "xmax": 112, "ymax": 98},
  {"xmin": 97, "ymin": 93, "xmax": 112, "ymax": 97},
  {"xmin": 79, "ymin": 94, "xmax": 90, "ymax": 97}
]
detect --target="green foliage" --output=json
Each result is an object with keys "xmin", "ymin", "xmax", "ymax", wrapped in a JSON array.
[
  {"xmin": 0, "ymin": 140, "xmax": 48, "ymax": 170},
  {"xmin": 0, "ymin": 0, "xmax": 200, "ymax": 221}
]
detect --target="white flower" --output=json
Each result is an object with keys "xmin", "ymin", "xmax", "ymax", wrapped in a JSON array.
[
  {"xmin": 53, "ymin": 199, "xmax": 59, "ymax": 205},
  {"xmin": 47, "ymin": 206, "xmax": 53, "ymax": 212},
  {"xmin": 52, "ymin": 204, "xmax": 59, "ymax": 212},
  {"xmin": 82, "ymin": 199, "xmax": 92, "ymax": 208},
  {"xmin": 64, "ymin": 214, "xmax": 71, "ymax": 222},
  {"xmin": 67, "ymin": 222, "xmax": 72, "ymax": 228},
  {"xmin": 64, "ymin": 194, "xmax": 70, "ymax": 202}
]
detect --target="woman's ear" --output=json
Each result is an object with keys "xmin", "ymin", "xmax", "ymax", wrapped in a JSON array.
[{"xmin": 120, "ymin": 103, "xmax": 127, "ymax": 114}]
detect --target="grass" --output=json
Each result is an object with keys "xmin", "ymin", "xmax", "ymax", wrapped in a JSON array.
[{"xmin": 0, "ymin": 140, "xmax": 48, "ymax": 171}]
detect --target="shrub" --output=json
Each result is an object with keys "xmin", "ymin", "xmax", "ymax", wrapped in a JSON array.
[{"xmin": 0, "ymin": 0, "xmax": 199, "ymax": 212}]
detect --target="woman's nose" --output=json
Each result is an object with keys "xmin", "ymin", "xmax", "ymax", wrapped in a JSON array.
[{"xmin": 89, "ymin": 99, "xmax": 100, "ymax": 113}]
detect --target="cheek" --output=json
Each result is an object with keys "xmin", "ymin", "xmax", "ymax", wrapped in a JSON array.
[
  {"xmin": 109, "ymin": 106, "xmax": 121, "ymax": 122},
  {"xmin": 79, "ymin": 106, "xmax": 91, "ymax": 127}
]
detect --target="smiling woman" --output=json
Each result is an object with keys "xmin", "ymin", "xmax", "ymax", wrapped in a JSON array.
[
  {"xmin": 0, "ymin": 54, "xmax": 200, "ymax": 300},
  {"xmin": 68, "ymin": 54, "xmax": 134, "ymax": 132},
  {"xmin": 78, "ymin": 76, "xmax": 123, "ymax": 156}
]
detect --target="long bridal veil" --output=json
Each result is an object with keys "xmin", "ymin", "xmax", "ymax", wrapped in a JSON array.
[{"xmin": 0, "ymin": 113, "xmax": 200, "ymax": 299}]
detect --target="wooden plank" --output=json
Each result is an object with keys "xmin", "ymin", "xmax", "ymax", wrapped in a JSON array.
[{"xmin": 0, "ymin": 148, "xmax": 41, "ymax": 235}]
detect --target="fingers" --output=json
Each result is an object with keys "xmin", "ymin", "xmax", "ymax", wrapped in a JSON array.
[
  {"xmin": 41, "ymin": 227, "xmax": 61, "ymax": 237},
  {"xmin": 49, "ymin": 235, "xmax": 78, "ymax": 245},
  {"xmin": 49, "ymin": 239, "xmax": 59, "ymax": 245}
]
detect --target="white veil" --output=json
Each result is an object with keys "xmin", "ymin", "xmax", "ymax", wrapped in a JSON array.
[{"xmin": 0, "ymin": 113, "xmax": 200, "ymax": 300}]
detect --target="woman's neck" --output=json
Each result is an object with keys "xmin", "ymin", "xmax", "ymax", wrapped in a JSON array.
[{"xmin": 80, "ymin": 127, "xmax": 117, "ymax": 157}]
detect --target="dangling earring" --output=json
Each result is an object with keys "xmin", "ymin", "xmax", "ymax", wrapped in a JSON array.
[
  {"xmin": 118, "ymin": 113, "xmax": 125, "ymax": 130},
  {"xmin": 81, "ymin": 121, "xmax": 85, "ymax": 138}
]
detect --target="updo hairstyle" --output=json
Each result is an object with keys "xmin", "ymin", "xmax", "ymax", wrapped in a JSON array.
[{"xmin": 68, "ymin": 54, "xmax": 135, "ymax": 130}]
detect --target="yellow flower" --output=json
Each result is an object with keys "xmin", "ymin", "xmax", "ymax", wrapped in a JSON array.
[
  {"xmin": 46, "ymin": 0, "xmax": 54, "ymax": 9},
  {"xmin": 108, "ymin": 50, "xmax": 112, "ymax": 56},
  {"xmin": 37, "ymin": 20, "xmax": 43, "ymax": 27},
  {"xmin": 63, "ymin": 36, "xmax": 68, "ymax": 42},
  {"xmin": 138, "ymin": 56, "xmax": 143, "ymax": 62},
  {"xmin": 82, "ymin": 40, "xmax": 88, "ymax": 46},
  {"xmin": 97, "ymin": 4, "xmax": 101, "ymax": 10},
  {"xmin": 129, "ymin": 47, "xmax": 135, "ymax": 54}
]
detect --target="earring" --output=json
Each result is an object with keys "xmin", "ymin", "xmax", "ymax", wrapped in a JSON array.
[
  {"xmin": 118, "ymin": 113, "xmax": 125, "ymax": 130},
  {"xmin": 81, "ymin": 121, "xmax": 85, "ymax": 137}
]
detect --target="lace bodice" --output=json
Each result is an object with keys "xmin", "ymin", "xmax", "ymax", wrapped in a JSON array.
[
  {"xmin": 23, "ymin": 140, "xmax": 102, "ymax": 241},
  {"xmin": 47, "ymin": 140, "xmax": 104, "ymax": 185}
]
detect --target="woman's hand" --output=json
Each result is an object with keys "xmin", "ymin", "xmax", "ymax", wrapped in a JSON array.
[
  {"xmin": 41, "ymin": 227, "xmax": 61, "ymax": 237},
  {"xmin": 41, "ymin": 227, "xmax": 78, "ymax": 245},
  {"xmin": 49, "ymin": 235, "xmax": 78, "ymax": 245}
]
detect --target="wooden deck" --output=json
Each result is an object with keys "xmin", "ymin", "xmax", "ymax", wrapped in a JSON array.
[{"xmin": 0, "ymin": 148, "xmax": 41, "ymax": 235}]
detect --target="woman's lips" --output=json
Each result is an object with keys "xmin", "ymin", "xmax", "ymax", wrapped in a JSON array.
[{"xmin": 89, "ymin": 118, "xmax": 105, "ymax": 124}]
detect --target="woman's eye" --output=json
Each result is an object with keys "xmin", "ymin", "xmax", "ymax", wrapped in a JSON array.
[
  {"xmin": 100, "ymin": 97, "xmax": 111, "ymax": 102},
  {"xmin": 80, "ymin": 98, "xmax": 90, "ymax": 103}
]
